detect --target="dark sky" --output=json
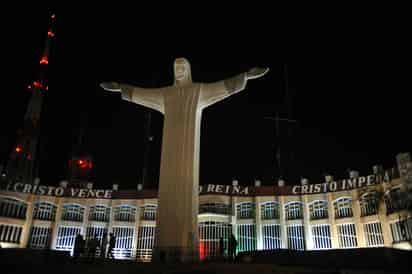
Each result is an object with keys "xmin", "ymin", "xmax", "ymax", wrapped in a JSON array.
[{"xmin": 1, "ymin": 8, "xmax": 411, "ymax": 189}]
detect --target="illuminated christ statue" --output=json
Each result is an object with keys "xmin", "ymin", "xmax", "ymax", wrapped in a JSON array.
[{"xmin": 101, "ymin": 58, "xmax": 268, "ymax": 262}]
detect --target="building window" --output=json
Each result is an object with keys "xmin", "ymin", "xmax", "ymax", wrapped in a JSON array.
[
  {"xmin": 33, "ymin": 202, "xmax": 57, "ymax": 221},
  {"xmin": 333, "ymin": 197, "xmax": 353, "ymax": 219},
  {"xmin": 360, "ymin": 193, "xmax": 379, "ymax": 216},
  {"xmin": 89, "ymin": 205, "xmax": 110, "ymax": 222},
  {"xmin": 141, "ymin": 204, "xmax": 157, "ymax": 221},
  {"xmin": 311, "ymin": 224, "xmax": 332, "ymax": 249},
  {"xmin": 285, "ymin": 202, "xmax": 303, "ymax": 220},
  {"xmin": 199, "ymin": 203, "xmax": 232, "ymax": 215},
  {"xmin": 236, "ymin": 202, "xmax": 255, "ymax": 219},
  {"xmin": 237, "ymin": 224, "xmax": 256, "ymax": 252},
  {"xmin": 337, "ymin": 223, "xmax": 358, "ymax": 248},
  {"xmin": 262, "ymin": 224, "xmax": 281, "ymax": 250},
  {"xmin": 0, "ymin": 224, "xmax": 22, "ymax": 244},
  {"xmin": 390, "ymin": 218, "xmax": 412, "ymax": 243},
  {"xmin": 29, "ymin": 226, "xmax": 51, "ymax": 249},
  {"xmin": 112, "ymin": 226, "xmax": 134, "ymax": 259},
  {"xmin": 136, "ymin": 226, "xmax": 156, "ymax": 262},
  {"xmin": 287, "ymin": 225, "xmax": 305, "ymax": 250},
  {"xmin": 0, "ymin": 197, "xmax": 27, "ymax": 219},
  {"xmin": 61, "ymin": 204, "xmax": 84, "ymax": 222},
  {"xmin": 261, "ymin": 202, "xmax": 280, "ymax": 220},
  {"xmin": 55, "ymin": 226, "xmax": 82, "ymax": 252},
  {"xmin": 364, "ymin": 222, "xmax": 384, "ymax": 247},
  {"xmin": 113, "ymin": 205, "xmax": 136, "ymax": 222},
  {"xmin": 199, "ymin": 221, "xmax": 231, "ymax": 260},
  {"xmin": 385, "ymin": 188, "xmax": 408, "ymax": 214},
  {"xmin": 85, "ymin": 226, "xmax": 108, "ymax": 257},
  {"xmin": 309, "ymin": 200, "xmax": 328, "ymax": 220}
]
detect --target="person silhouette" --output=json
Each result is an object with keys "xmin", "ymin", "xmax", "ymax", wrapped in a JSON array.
[
  {"xmin": 219, "ymin": 237, "xmax": 225, "ymax": 260},
  {"xmin": 228, "ymin": 233, "xmax": 237, "ymax": 262},
  {"xmin": 107, "ymin": 233, "xmax": 116, "ymax": 259},
  {"xmin": 73, "ymin": 234, "xmax": 83, "ymax": 261}
]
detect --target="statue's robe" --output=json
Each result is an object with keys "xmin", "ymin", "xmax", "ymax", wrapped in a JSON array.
[{"xmin": 118, "ymin": 58, "xmax": 248, "ymax": 262}]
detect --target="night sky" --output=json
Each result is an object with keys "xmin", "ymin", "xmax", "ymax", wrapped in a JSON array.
[{"xmin": 0, "ymin": 8, "xmax": 411, "ymax": 190}]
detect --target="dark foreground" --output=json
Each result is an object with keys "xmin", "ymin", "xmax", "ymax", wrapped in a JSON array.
[{"xmin": 1, "ymin": 248, "xmax": 411, "ymax": 274}]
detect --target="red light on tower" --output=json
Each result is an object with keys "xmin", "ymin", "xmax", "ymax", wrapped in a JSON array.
[
  {"xmin": 15, "ymin": 146, "xmax": 22, "ymax": 153},
  {"xmin": 78, "ymin": 160, "xmax": 84, "ymax": 165},
  {"xmin": 40, "ymin": 56, "xmax": 49, "ymax": 64},
  {"xmin": 47, "ymin": 30, "xmax": 55, "ymax": 37}
]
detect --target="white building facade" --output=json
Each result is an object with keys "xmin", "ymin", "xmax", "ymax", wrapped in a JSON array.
[{"xmin": 0, "ymin": 166, "xmax": 411, "ymax": 262}]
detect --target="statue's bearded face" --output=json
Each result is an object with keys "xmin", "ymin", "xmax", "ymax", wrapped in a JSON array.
[
  {"xmin": 174, "ymin": 61, "xmax": 186, "ymax": 81},
  {"xmin": 175, "ymin": 64, "xmax": 186, "ymax": 80},
  {"xmin": 174, "ymin": 58, "xmax": 191, "ymax": 83}
]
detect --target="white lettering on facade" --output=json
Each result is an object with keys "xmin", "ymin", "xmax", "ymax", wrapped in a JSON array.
[
  {"xmin": 240, "ymin": 187, "xmax": 249, "ymax": 195},
  {"xmin": 71, "ymin": 188, "xmax": 79, "ymax": 197},
  {"xmin": 55, "ymin": 187, "xmax": 64, "ymax": 196},
  {"xmin": 232, "ymin": 186, "xmax": 241, "ymax": 194},
  {"xmin": 347, "ymin": 179, "xmax": 356, "ymax": 189},
  {"xmin": 215, "ymin": 185, "xmax": 224, "ymax": 193},
  {"xmin": 23, "ymin": 184, "xmax": 32, "ymax": 193},
  {"xmin": 292, "ymin": 185, "xmax": 301, "ymax": 194},
  {"xmin": 329, "ymin": 181, "xmax": 337, "ymax": 191},
  {"xmin": 38, "ymin": 185, "xmax": 47, "ymax": 195},
  {"xmin": 96, "ymin": 190, "xmax": 105, "ymax": 198},
  {"xmin": 225, "ymin": 185, "xmax": 231, "ymax": 194},
  {"xmin": 78, "ymin": 189, "xmax": 87, "ymax": 198},
  {"xmin": 87, "ymin": 190, "xmax": 95, "ymax": 198},
  {"xmin": 13, "ymin": 183, "xmax": 23, "ymax": 192},
  {"xmin": 358, "ymin": 176, "xmax": 366, "ymax": 188},
  {"xmin": 104, "ymin": 190, "xmax": 112, "ymax": 199},
  {"xmin": 47, "ymin": 186, "xmax": 55, "ymax": 196},
  {"xmin": 207, "ymin": 184, "xmax": 215, "ymax": 192},
  {"xmin": 301, "ymin": 184, "xmax": 308, "ymax": 194},
  {"xmin": 367, "ymin": 175, "xmax": 375, "ymax": 186}
]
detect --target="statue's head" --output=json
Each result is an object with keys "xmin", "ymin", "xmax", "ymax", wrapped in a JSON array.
[{"xmin": 174, "ymin": 57, "xmax": 192, "ymax": 85}]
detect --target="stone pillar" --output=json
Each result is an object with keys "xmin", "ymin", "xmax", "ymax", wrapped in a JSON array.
[
  {"xmin": 50, "ymin": 197, "xmax": 63, "ymax": 249},
  {"xmin": 255, "ymin": 196, "xmax": 263, "ymax": 250},
  {"xmin": 327, "ymin": 193, "xmax": 339, "ymax": 248},
  {"xmin": 352, "ymin": 191, "xmax": 366, "ymax": 247},
  {"xmin": 279, "ymin": 196, "xmax": 288, "ymax": 248},
  {"xmin": 302, "ymin": 195, "xmax": 312, "ymax": 250},
  {"xmin": 20, "ymin": 194, "xmax": 34, "ymax": 248}
]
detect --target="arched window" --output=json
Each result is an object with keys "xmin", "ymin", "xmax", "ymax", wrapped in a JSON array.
[
  {"xmin": 61, "ymin": 204, "xmax": 85, "ymax": 222},
  {"xmin": 113, "ymin": 205, "xmax": 136, "ymax": 222},
  {"xmin": 236, "ymin": 202, "xmax": 255, "ymax": 219},
  {"xmin": 333, "ymin": 197, "xmax": 353, "ymax": 219},
  {"xmin": 309, "ymin": 200, "xmax": 328, "ymax": 220},
  {"xmin": 285, "ymin": 202, "xmax": 303, "ymax": 220},
  {"xmin": 0, "ymin": 197, "xmax": 27, "ymax": 219},
  {"xmin": 141, "ymin": 204, "xmax": 157, "ymax": 221},
  {"xmin": 199, "ymin": 203, "xmax": 231, "ymax": 215},
  {"xmin": 385, "ymin": 188, "xmax": 407, "ymax": 214},
  {"xmin": 89, "ymin": 205, "xmax": 110, "ymax": 222},
  {"xmin": 261, "ymin": 202, "xmax": 280, "ymax": 220},
  {"xmin": 360, "ymin": 193, "xmax": 379, "ymax": 216},
  {"xmin": 199, "ymin": 221, "xmax": 231, "ymax": 260},
  {"xmin": 33, "ymin": 202, "xmax": 57, "ymax": 221}
]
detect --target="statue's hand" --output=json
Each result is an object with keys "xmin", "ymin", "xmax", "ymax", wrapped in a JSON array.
[
  {"xmin": 100, "ymin": 82, "xmax": 122, "ymax": 93},
  {"xmin": 247, "ymin": 67, "xmax": 269, "ymax": 80}
]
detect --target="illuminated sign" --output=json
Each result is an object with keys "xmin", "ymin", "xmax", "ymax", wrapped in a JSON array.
[
  {"xmin": 199, "ymin": 184, "xmax": 249, "ymax": 195},
  {"xmin": 291, "ymin": 174, "xmax": 390, "ymax": 195},
  {"xmin": 5, "ymin": 182, "xmax": 112, "ymax": 199}
]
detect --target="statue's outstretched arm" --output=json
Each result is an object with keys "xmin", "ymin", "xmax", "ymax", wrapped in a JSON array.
[
  {"xmin": 100, "ymin": 82, "xmax": 165, "ymax": 114},
  {"xmin": 199, "ymin": 67, "xmax": 269, "ymax": 109}
]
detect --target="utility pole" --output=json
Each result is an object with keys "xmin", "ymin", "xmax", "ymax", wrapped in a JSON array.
[{"xmin": 264, "ymin": 64, "xmax": 297, "ymax": 180}]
